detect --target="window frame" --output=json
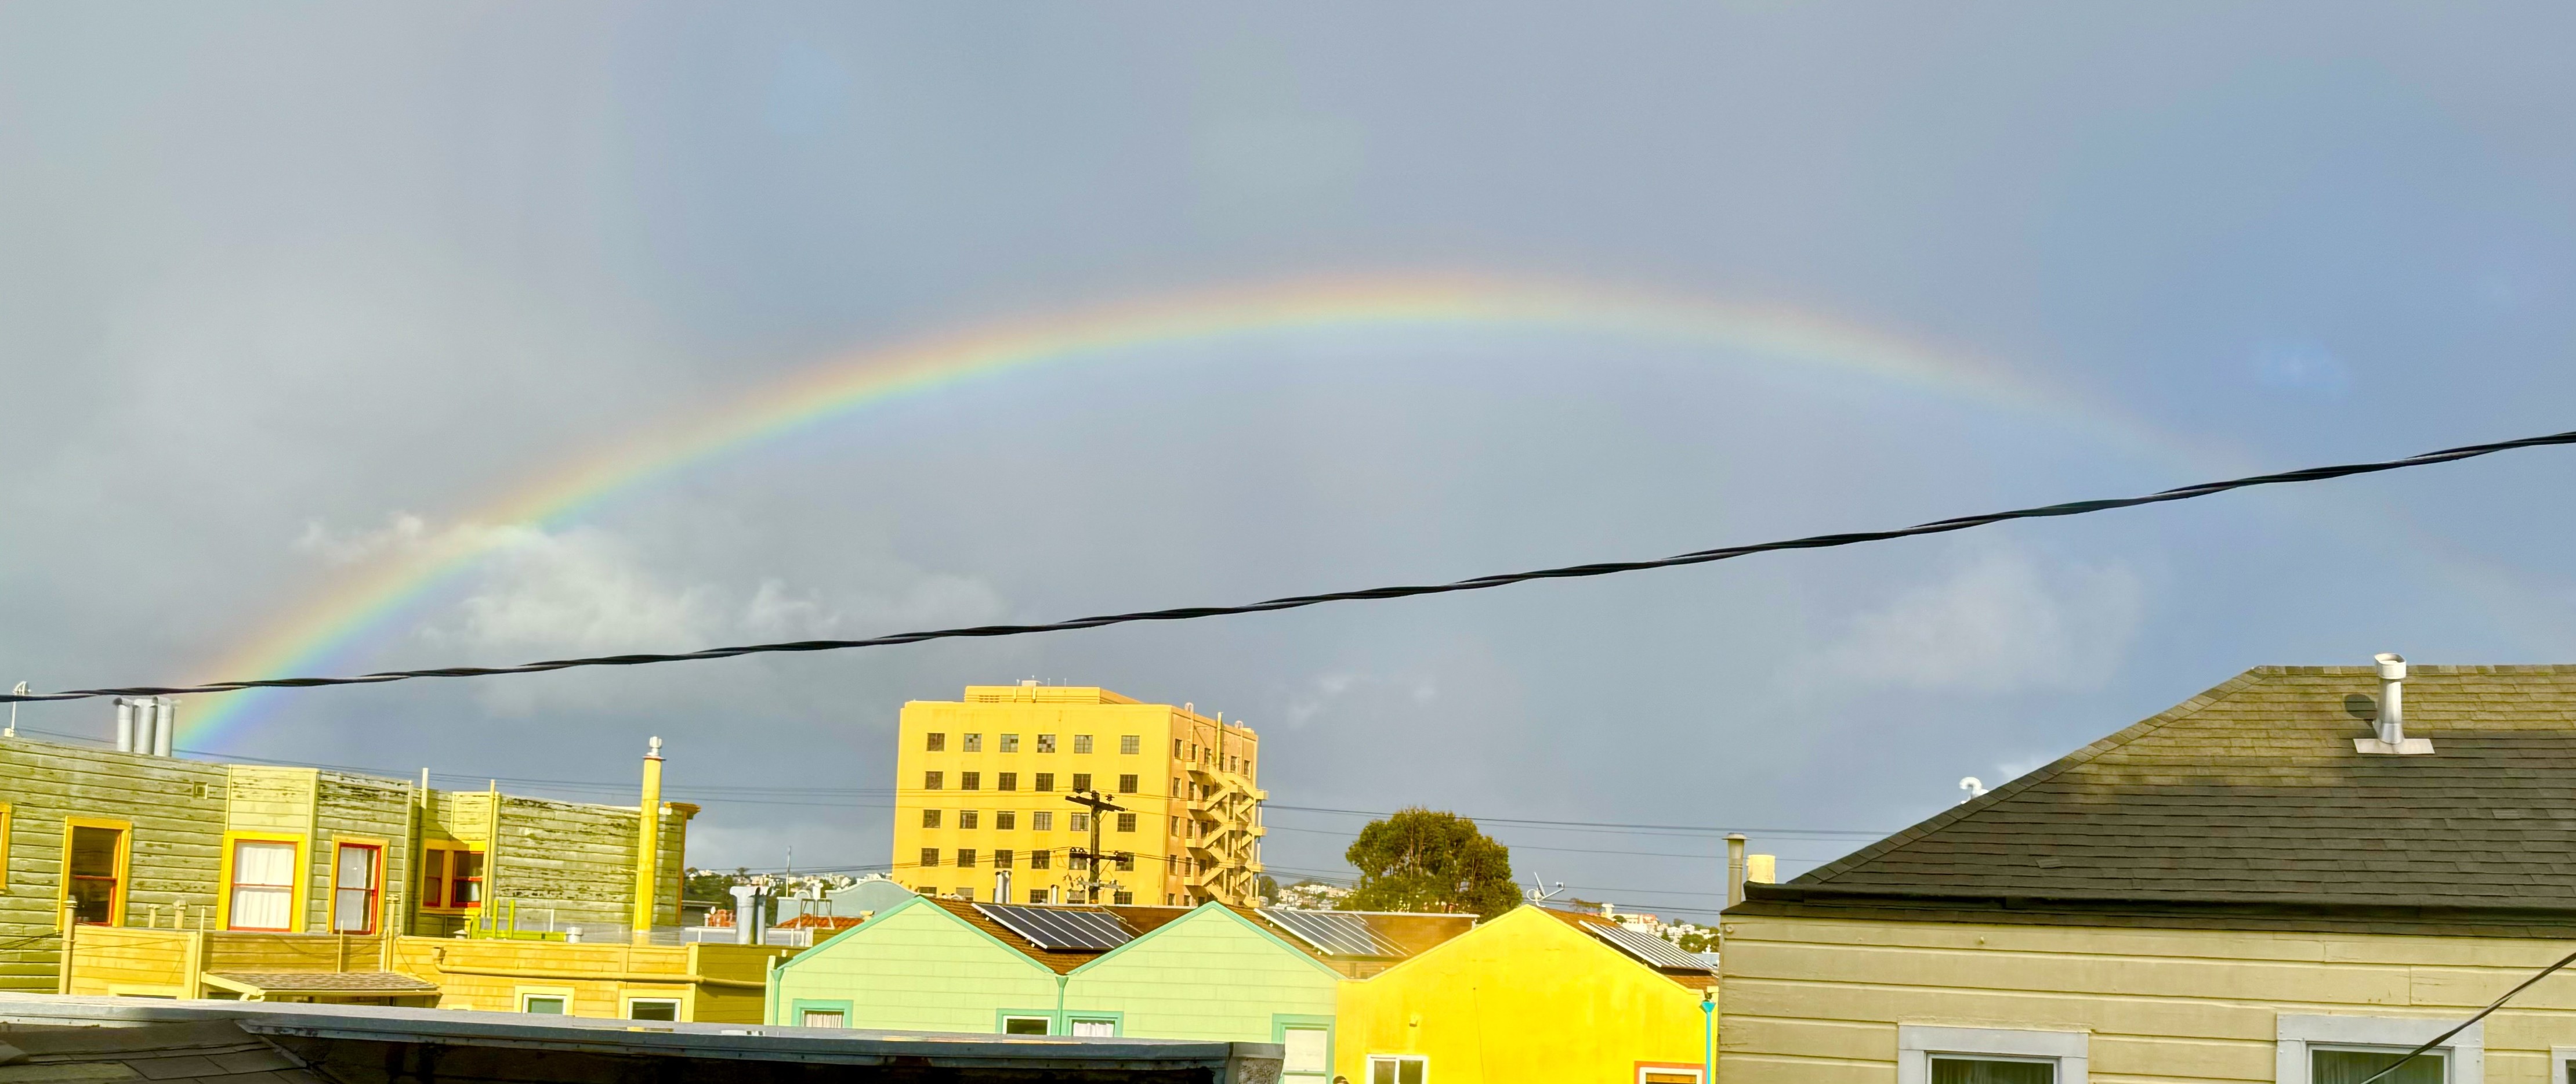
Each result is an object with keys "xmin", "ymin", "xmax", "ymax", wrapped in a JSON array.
[
  {"xmin": 792, "ymin": 998, "xmax": 853, "ymax": 1028},
  {"xmin": 328, "ymin": 837, "xmax": 387, "ymax": 935},
  {"xmin": 516, "ymin": 987, "xmax": 575, "ymax": 1015},
  {"xmin": 1367, "ymin": 1053, "xmax": 1429, "ymax": 1084},
  {"xmin": 219, "ymin": 833, "xmax": 306, "ymax": 933},
  {"xmin": 625, "ymin": 996, "xmax": 683, "ymax": 1021},
  {"xmin": 1119, "ymin": 735, "xmax": 1139, "ymax": 755},
  {"xmin": 1273, "ymin": 1014, "xmax": 1333, "ymax": 1082},
  {"xmin": 997, "ymin": 1009, "xmax": 1053, "ymax": 1035},
  {"xmin": 925, "ymin": 732, "xmax": 945, "ymax": 752},
  {"xmin": 2277, "ymin": 1014, "xmax": 2481, "ymax": 1084},
  {"xmin": 0, "ymin": 803, "xmax": 12, "ymax": 893},
  {"xmin": 58, "ymin": 818, "xmax": 132, "ymax": 929},
  {"xmin": 1633, "ymin": 1064, "xmax": 1704, "ymax": 1084},
  {"xmin": 1074, "ymin": 735, "xmax": 1093, "ymax": 754},
  {"xmin": 1896, "ymin": 1024, "xmax": 2086, "ymax": 1084},
  {"xmin": 2548, "ymin": 1045, "xmax": 2576, "ymax": 1084},
  {"xmin": 418, "ymin": 840, "xmax": 486, "ymax": 913}
]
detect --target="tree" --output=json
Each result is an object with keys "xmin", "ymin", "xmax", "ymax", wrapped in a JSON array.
[
  {"xmin": 1343, "ymin": 807, "xmax": 1519, "ymax": 918},
  {"xmin": 1256, "ymin": 875, "xmax": 1280, "ymax": 904}
]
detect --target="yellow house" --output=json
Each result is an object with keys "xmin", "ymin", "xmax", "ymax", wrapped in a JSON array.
[
  {"xmin": 1721, "ymin": 660, "xmax": 2576, "ymax": 1083},
  {"xmin": 1338, "ymin": 904, "xmax": 1718, "ymax": 1084}
]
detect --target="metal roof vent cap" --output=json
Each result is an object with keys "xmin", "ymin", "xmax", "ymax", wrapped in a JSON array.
[{"xmin": 2356, "ymin": 652, "xmax": 2433, "ymax": 756}]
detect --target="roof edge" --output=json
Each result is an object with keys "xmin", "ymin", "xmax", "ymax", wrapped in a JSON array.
[
  {"xmin": 1793, "ymin": 666, "xmax": 2272, "ymax": 887},
  {"xmin": 1744, "ymin": 880, "xmax": 2576, "ymax": 916}
]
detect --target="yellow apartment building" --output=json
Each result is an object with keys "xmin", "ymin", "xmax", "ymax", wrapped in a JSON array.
[{"xmin": 891, "ymin": 683, "xmax": 1266, "ymax": 906}]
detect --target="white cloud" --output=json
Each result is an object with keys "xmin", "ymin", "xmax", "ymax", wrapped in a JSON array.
[{"xmin": 1813, "ymin": 543, "xmax": 2145, "ymax": 693}]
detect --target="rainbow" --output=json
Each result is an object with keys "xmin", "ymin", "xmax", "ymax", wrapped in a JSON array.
[{"xmin": 181, "ymin": 272, "xmax": 2157, "ymax": 746}]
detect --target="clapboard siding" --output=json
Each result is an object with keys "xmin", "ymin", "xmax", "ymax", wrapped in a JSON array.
[
  {"xmin": 0, "ymin": 736, "xmax": 226, "ymax": 992},
  {"xmin": 5, "ymin": 732, "xmax": 684, "ymax": 991},
  {"xmin": 1719, "ymin": 913, "xmax": 2576, "ymax": 1083}
]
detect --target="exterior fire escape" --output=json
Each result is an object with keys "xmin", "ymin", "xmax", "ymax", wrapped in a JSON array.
[{"xmin": 1182, "ymin": 758, "xmax": 1266, "ymax": 905}]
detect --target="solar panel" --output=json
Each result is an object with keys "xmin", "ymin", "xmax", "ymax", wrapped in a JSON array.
[
  {"xmin": 1261, "ymin": 909, "xmax": 1410, "ymax": 957},
  {"xmin": 1583, "ymin": 922, "xmax": 1712, "ymax": 971},
  {"xmin": 974, "ymin": 904, "xmax": 1136, "ymax": 951}
]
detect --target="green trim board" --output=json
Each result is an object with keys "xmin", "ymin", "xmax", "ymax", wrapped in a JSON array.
[
  {"xmin": 1273, "ymin": 1013, "xmax": 1334, "ymax": 1081},
  {"xmin": 789, "ymin": 999, "xmax": 852, "ymax": 1027}
]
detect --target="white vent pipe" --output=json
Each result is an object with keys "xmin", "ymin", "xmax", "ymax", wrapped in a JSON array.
[
  {"xmin": 115, "ymin": 699, "xmax": 137, "ymax": 753},
  {"xmin": 152, "ymin": 697, "xmax": 176, "ymax": 757},
  {"xmin": 137, "ymin": 699, "xmax": 158, "ymax": 756},
  {"xmin": 2375, "ymin": 653, "xmax": 2407, "ymax": 745}
]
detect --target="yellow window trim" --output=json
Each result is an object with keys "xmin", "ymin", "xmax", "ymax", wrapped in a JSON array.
[
  {"xmin": 0, "ymin": 803, "xmax": 12, "ymax": 894},
  {"xmin": 215, "ymin": 831, "xmax": 308, "ymax": 933},
  {"xmin": 57, "ymin": 817, "xmax": 132, "ymax": 930},
  {"xmin": 515, "ymin": 985, "xmax": 578, "ymax": 1015},
  {"xmin": 419, "ymin": 839, "xmax": 488, "ymax": 914},
  {"xmin": 327, "ymin": 835, "xmax": 391, "ymax": 935}
]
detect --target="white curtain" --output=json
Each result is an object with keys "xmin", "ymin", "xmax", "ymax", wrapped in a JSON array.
[{"xmin": 229, "ymin": 841, "xmax": 296, "ymax": 930}]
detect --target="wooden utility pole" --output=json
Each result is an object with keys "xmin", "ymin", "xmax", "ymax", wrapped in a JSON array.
[{"xmin": 1064, "ymin": 790, "xmax": 1126, "ymax": 904}]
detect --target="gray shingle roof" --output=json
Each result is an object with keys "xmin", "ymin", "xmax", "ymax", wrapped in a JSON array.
[
  {"xmin": 1763, "ymin": 665, "xmax": 2576, "ymax": 915},
  {"xmin": 0, "ymin": 1021, "xmax": 321, "ymax": 1084}
]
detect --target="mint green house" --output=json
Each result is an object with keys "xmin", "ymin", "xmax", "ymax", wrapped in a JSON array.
[{"xmin": 766, "ymin": 897, "xmax": 1357, "ymax": 1077}]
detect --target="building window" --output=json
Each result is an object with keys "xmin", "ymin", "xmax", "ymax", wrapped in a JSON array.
[
  {"xmin": 1171, "ymin": 816, "xmax": 1180, "ymax": 836},
  {"xmin": 963, "ymin": 733, "xmax": 983, "ymax": 752},
  {"xmin": 1173, "ymin": 776, "xmax": 1182, "ymax": 796},
  {"xmin": 1031, "ymin": 850, "xmax": 1051, "ymax": 869},
  {"xmin": 520, "ymin": 993, "xmax": 569, "ymax": 1014},
  {"xmin": 1117, "ymin": 813, "xmax": 1137, "ymax": 833},
  {"xmin": 1072, "ymin": 773, "xmax": 1093, "ymax": 793},
  {"xmin": 627, "ymin": 998, "xmax": 680, "ymax": 1021},
  {"xmin": 962, "ymin": 772, "xmax": 981, "ymax": 791},
  {"xmin": 1028, "ymin": 890, "xmax": 1051, "ymax": 903},
  {"xmin": 995, "ymin": 850, "xmax": 1014, "ymax": 868},
  {"xmin": 920, "ymin": 848, "xmax": 940, "ymax": 868},
  {"xmin": 925, "ymin": 732, "xmax": 946, "ymax": 751},
  {"xmin": 2549, "ymin": 1045, "xmax": 2576, "ymax": 1084},
  {"xmin": 2278, "ymin": 1014, "xmax": 2479, "ymax": 1084},
  {"xmin": 1115, "ymin": 852, "xmax": 1135, "ymax": 871},
  {"xmin": 227, "ymin": 839, "xmax": 298, "ymax": 931},
  {"xmin": 1074, "ymin": 735, "xmax": 1094, "ymax": 754},
  {"xmin": 961, "ymin": 811, "xmax": 979, "ymax": 829},
  {"xmin": 1121, "ymin": 735, "xmax": 1140, "ymax": 755},
  {"xmin": 1032, "ymin": 811, "xmax": 1053, "ymax": 831},
  {"xmin": 1003, "ymin": 1016, "xmax": 1049, "ymax": 1035},
  {"xmin": 922, "ymin": 810, "xmax": 942, "ymax": 829},
  {"xmin": 958, "ymin": 850, "xmax": 977, "ymax": 868},
  {"xmin": 1897, "ymin": 1025, "xmax": 2086, "ymax": 1084},
  {"xmin": 1071, "ymin": 1017, "xmax": 1118, "ymax": 1037},
  {"xmin": 998, "ymin": 772, "xmax": 1018, "ymax": 791},
  {"xmin": 1368, "ymin": 1056, "xmax": 1428, "ymax": 1084},
  {"xmin": 997, "ymin": 811, "xmax": 1016, "ymax": 830},
  {"xmin": 330, "ymin": 841, "xmax": 382, "ymax": 934},
  {"xmin": 1173, "ymin": 739, "xmax": 1184, "ymax": 757},
  {"xmin": 802, "ymin": 1009, "xmax": 846, "ymax": 1028},
  {"xmin": 63, "ymin": 822, "xmax": 128, "ymax": 926},
  {"xmin": 1118, "ymin": 775, "xmax": 1138, "ymax": 794},
  {"xmin": 1035, "ymin": 773, "xmax": 1055, "ymax": 792},
  {"xmin": 1037, "ymin": 735, "xmax": 1057, "ymax": 753},
  {"xmin": 925, "ymin": 771, "xmax": 944, "ymax": 790},
  {"xmin": 1000, "ymin": 733, "xmax": 1020, "ymax": 753},
  {"xmin": 1282, "ymin": 1024, "xmax": 1332, "ymax": 1084},
  {"xmin": 1070, "ymin": 814, "xmax": 1090, "ymax": 832},
  {"xmin": 1635, "ymin": 1067, "xmax": 1701, "ymax": 1084}
]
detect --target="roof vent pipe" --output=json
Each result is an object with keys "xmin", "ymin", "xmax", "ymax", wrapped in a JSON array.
[
  {"xmin": 114, "ymin": 699, "xmax": 136, "ymax": 753},
  {"xmin": 2375, "ymin": 653, "xmax": 2407, "ymax": 745},
  {"xmin": 152, "ymin": 697, "xmax": 176, "ymax": 757}
]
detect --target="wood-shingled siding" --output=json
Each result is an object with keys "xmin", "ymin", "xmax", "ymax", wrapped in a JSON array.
[
  {"xmin": 0, "ymin": 736, "xmax": 226, "ymax": 992},
  {"xmin": 1719, "ymin": 913, "xmax": 2576, "ymax": 1083}
]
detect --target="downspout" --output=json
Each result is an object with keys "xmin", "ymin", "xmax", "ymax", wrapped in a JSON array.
[{"xmin": 484, "ymin": 780, "xmax": 502, "ymax": 933}]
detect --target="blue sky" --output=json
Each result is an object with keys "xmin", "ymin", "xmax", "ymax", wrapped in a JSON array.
[{"xmin": 5, "ymin": 3, "xmax": 2574, "ymax": 916}]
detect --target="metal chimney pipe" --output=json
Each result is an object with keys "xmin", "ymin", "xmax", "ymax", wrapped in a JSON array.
[
  {"xmin": 151, "ymin": 698, "xmax": 176, "ymax": 757},
  {"xmin": 1725, "ymin": 833, "xmax": 1749, "ymax": 908},
  {"xmin": 995, "ymin": 869, "xmax": 1013, "ymax": 905},
  {"xmin": 137, "ymin": 699, "xmax": 158, "ymax": 757},
  {"xmin": 2374, "ymin": 653, "xmax": 2407, "ymax": 745},
  {"xmin": 729, "ymin": 884, "xmax": 759, "ymax": 945},
  {"xmin": 114, "ymin": 699, "xmax": 136, "ymax": 753}
]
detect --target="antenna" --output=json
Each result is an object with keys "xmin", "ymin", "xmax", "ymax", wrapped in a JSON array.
[
  {"xmin": 1525, "ymin": 874, "xmax": 1566, "ymax": 903},
  {"xmin": 5, "ymin": 682, "xmax": 23, "ymax": 738}
]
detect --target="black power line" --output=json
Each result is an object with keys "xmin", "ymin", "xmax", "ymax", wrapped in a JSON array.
[{"xmin": 10, "ymin": 425, "xmax": 2571, "ymax": 706}]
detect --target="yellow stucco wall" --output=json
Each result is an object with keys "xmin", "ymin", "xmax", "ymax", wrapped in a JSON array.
[
  {"xmin": 1720, "ymin": 911, "xmax": 2576, "ymax": 1083},
  {"xmin": 1336, "ymin": 906, "xmax": 1715, "ymax": 1084}
]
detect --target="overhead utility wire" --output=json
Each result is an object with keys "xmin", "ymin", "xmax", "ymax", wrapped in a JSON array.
[
  {"xmin": 8, "ymin": 427, "xmax": 2571, "ymax": 706},
  {"xmin": 2351, "ymin": 944, "xmax": 2576, "ymax": 1084}
]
